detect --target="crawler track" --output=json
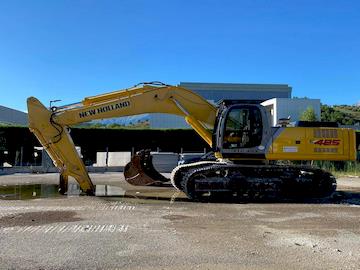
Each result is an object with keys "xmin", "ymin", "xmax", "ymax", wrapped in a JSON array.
[
  {"xmin": 172, "ymin": 163, "xmax": 337, "ymax": 201},
  {"xmin": 126, "ymin": 151, "xmax": 337, "ymax": 201}
]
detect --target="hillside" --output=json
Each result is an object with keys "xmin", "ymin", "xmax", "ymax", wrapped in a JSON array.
[{"xmin": 321, "ymin": 104, "xmax": 360, "ymax": 125}]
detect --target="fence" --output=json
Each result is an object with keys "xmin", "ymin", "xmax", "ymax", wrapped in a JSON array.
[
  {"xmin": 0, "ymin": 126, "xmax": 210, "ymax": 168},
  {"xmin": 0, "ymin": 126, "xmax": 359, "ymax": 175}
]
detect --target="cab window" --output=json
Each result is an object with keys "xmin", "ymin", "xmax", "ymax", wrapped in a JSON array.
[{"xmin": 223, "ymin": 106, "xmax": 262, "ymax": 149}]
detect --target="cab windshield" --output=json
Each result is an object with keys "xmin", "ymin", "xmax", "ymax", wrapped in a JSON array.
[{"xmin": 223, "ymin": 106, "xmax": 263, "ymax": 149}]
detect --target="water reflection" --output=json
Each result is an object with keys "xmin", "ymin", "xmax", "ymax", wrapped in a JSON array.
[
  {"xmin": 0, "ymin": 184, "xmax": 60, "ymax": 200},
  {"xmin": 1, "ymin": 183, "xmax": 359, "ymax": 205},
  {"xmin": 0, "ymin": 183, "xmax": 188, "ymax": 202}
]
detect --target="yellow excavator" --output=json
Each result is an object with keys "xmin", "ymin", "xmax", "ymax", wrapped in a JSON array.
[{"xmin": 27, "ymin": 82, "xmax": 356, "ymax": 200}]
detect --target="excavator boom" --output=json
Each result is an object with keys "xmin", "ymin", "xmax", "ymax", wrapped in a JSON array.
[{"xmin": 27, "ymin": 82, "xmax": 217, "ymax": 194}]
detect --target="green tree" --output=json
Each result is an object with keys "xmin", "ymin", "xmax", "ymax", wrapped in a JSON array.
[{"xmin": 300, "ymin": 106, "xmax": 317, "ymax": 121}]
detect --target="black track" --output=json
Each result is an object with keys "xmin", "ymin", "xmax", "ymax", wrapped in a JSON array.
[{"xmin": 171, "ymin": 163, "xmax": 337, "ymax": 201}]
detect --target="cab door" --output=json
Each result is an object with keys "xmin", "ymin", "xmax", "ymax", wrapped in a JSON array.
[{"xmin": 215, "ymin": 104, "xmax": 270, "ymax": 160}]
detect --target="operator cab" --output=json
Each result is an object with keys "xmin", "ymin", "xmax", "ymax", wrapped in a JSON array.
[
  {"xmin": 223, "ymin": 105, "xmax": 263, "ymax": 149},
  {"xmin": 213, "ymin": 100, "xmax": 271, "ymax": 160}
]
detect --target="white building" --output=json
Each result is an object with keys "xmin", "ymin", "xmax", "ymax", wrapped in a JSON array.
[
  {"xmin": 261, "ymin": 98, "xmax": 321, "ymax": 126},
  {"xmin": 172, "ymin": 83, "xmax": 323, "ymax": 128},
  {"xmin": 179, "ymin": 82, "xmax": 291, "ymax": 101},
  {"xmin": 122, "ymin": 82, "xmax": 293, "ymax": 128},
  {"xmin": 93, "ymin": 82, "xmax": 322, "ymax": 128}
]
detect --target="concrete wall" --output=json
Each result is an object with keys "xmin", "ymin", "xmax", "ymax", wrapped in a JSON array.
[
  {"xmin": 94, "ymin": 152, "xmax": 131, "ymax": 167},
  {"xmin": 93, "ymin": 151, "xmax": 179, "ymax": 172}
]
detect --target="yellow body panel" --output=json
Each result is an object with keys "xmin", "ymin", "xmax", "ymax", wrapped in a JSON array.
[{"xmin": 267, "ymin": 127, "xmax": 356, "ymax": 161}]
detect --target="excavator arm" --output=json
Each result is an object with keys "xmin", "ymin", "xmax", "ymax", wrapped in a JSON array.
[{"xmin": 27, "ymin": 82, "xmax": 217, "ymax": 194}]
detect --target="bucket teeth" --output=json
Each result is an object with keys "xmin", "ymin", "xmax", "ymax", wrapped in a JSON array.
[{"xmin": 124, "ymin": 150, "xmax": 169, "ymax": 186}]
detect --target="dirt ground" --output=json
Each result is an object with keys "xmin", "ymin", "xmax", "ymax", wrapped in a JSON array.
[{"xmin": 0, "ymin": 173, "xmax": 359, "ymax": 269}]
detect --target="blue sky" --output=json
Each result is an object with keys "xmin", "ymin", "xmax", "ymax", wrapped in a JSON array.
[{"xmin": 0, "ymin": 0, "xmax": 359, "ymax": 112}]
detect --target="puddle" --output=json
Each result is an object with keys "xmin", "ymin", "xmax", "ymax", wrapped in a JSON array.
[
  {"xmin": 0, "ymin": 183, "xmax": 189, "ymax": 202},
  {"xmin": 95, "ymin": 184, "xmax": 189, "ymax": 202},
  {"xmin": 0, "ymin": 184, "xmax": 61, "ymax": 200},
  {"xmin": 1, "ymin": 183, "xmax": 359, "ymax": 205}
]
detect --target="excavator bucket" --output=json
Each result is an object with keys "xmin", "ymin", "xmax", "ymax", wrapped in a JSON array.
[{"xmin": 124, "ymin": 150, "xmax": 170, "ymax": 186}]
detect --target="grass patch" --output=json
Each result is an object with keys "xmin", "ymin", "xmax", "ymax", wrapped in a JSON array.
[{"xmin": 314, "ymin": 160, "xmax": 360, "ymax": 177}]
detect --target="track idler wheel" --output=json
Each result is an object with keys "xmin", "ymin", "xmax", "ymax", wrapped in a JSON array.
[{"xmin": 124, "ymin": 149, "xmax": 169, "ymax": 186}]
